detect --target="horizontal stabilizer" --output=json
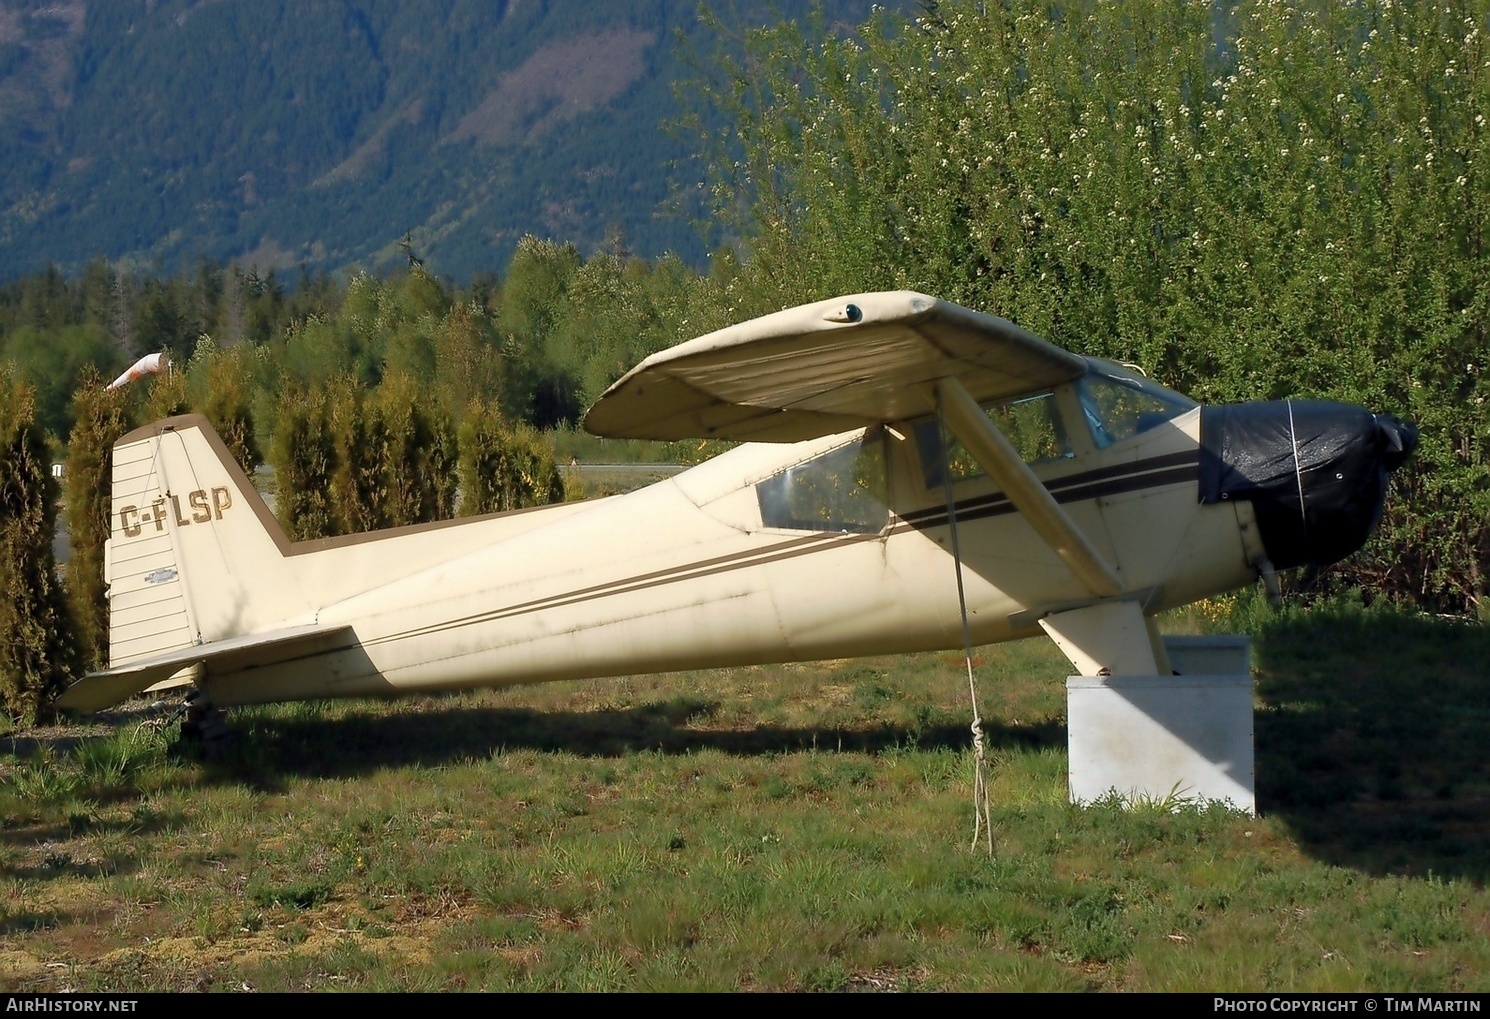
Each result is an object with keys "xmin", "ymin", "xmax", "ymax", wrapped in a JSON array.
[
  {"xmin": 55, "ymin": 624, "xmax": 355, "ymax": 714},
  {"xmin": 584, "ymin": 291, "xmax": 1087, "ymax": 442}
]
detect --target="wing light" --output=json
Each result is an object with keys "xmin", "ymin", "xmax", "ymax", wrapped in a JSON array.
[{"xmin": 822, "ymin": 302, "xmax": 863, "ymax": 323}]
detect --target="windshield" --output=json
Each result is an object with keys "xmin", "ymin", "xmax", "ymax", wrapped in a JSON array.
[{"xmin": 1079, "ymin": 360, "xmax": 1197, "ymax": 448}]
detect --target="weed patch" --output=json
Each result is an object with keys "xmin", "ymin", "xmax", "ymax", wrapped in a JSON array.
[{"xmin": 248, "ymin": 880, "xmax": 335, "ymax": 911}]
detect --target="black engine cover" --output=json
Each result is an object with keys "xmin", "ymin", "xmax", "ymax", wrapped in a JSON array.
[{"xmin": 1198, "ymin": 401, "xmax": 1412, "ymax": 569}]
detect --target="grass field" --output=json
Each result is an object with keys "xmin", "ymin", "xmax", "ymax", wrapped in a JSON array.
[{"xmin": 2, "ymin": 597, "xmax": 1487, "ymax": 992}]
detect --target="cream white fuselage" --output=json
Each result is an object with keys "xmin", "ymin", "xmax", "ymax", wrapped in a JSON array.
[{"xmin": 195, "ymin": 404, "xmax": 1256, "ymax": 707}]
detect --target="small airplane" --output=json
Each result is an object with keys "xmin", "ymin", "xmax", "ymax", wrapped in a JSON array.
[{"xmin": 56, "ymin": 291, "xmax": 1415, "ymax": 723}]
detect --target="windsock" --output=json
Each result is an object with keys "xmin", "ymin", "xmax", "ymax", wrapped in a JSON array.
[{"xmin": 106, "ymin": 352, "xmax": 170, "ymax": 391}]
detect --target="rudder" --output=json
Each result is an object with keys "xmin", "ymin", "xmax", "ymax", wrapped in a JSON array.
[{"xmin": 106, "ymin": 415, "xmax": 310, "ymax": 670}]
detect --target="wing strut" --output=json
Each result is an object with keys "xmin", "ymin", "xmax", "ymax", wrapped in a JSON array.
[{"xmin": 934, "ymin": 376, "xmax": 1124, "ymax": 599}]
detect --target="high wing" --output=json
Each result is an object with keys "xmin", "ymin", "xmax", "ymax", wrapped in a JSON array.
[
  {"xmin": 583, "ymin": 290, "xmax": 1088, "ymax": 442},
  {"xmin": 55, "ymin": 624, "xmax": 355, "ymax": 714},
  {"xmin": 587, "ymin": 290, "xmax": 1122, "ymax": 600}
]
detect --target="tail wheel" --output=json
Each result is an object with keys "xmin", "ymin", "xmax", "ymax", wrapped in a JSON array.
[{"xmin": 179, "ymin": 689, "xmax": 229, "ymax": 745}]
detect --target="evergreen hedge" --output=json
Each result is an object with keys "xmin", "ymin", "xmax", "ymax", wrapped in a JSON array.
[
  {"xmin": 0, "ymin": 367, "xmax": 77, "ymax": 723},
  {"xmin": 63, "ymin": 370, "xmax": 131, "ymax": 671},
  {"xmin": 270, "ymin": 388, "xmax": 338, "ymax": 541},
  {"xmin": 458, "ymin": 399, "xmax": 567, "ymax": 516}
]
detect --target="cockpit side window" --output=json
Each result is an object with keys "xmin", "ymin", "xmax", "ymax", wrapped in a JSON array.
[
  {"xmin": 756, "ymin": 431, "xmax": 889, "ymax": 533},
  {"xmin": 914, "ymin": 391, "xmax": 1072, "ymax": 489},
  {"xmin": 1078, "ymin": 364, "xmax": 1197, "ymax": 448}
]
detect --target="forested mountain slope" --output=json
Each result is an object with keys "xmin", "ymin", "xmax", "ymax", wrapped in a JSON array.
[{"xmin": 0, "ymin": 0, "xmax": 881, "ymax": 282}]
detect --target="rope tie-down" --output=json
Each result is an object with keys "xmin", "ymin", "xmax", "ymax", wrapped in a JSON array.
[{"xmin": 936, "ymin": 394, "xmax": 994, "ymax": 855}]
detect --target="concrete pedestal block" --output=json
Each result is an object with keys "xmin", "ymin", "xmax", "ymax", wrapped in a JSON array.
[
  {"xmin": 1162, "ymin": 634, "xmax": 1251, "ymax": 677},
  {"xmin": 1066, "ymin": 636, "xmax": 1254, "ymax": 814}
]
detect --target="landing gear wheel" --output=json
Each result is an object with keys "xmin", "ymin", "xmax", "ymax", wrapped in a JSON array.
[{"xmin": 177, "ymin": 689, "xmax": 230, "ymax": 755}]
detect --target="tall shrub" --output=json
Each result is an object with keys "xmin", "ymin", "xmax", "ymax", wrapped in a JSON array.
[
  {"xmin": 270, "ymin": 387, "xmax": 338, "ymax": 541},
  {"xmin": 142, "ymin": 358, "xmax": 189, "ymax": 421},
  {"xmin": 328, "ymin": 377, "xmax": 390, "ymax": 534},
  {"xmin": 458, "ymin": 399, "xmax": 566, "ymax": 516},
  {"xmin": 199, "ymin": 342, "xmax": 262, "ymax": 475},
  {"xmin": 0, "ymin": 368, "xmax": 78, "ymax": 723},
  {"xmin": 63, "ymin": 369, "xmax": 132, "ymax": 671},
  {"xmin": 377, "ymin": 372, "xmax": 456, "ymax": 527}
]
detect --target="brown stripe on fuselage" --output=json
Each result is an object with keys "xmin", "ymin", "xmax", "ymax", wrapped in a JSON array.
[{"xmin": 899, "ymin": 449, "xmax": 1199, "ymax": 528}]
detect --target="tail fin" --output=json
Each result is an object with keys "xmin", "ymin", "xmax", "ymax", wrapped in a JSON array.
[
  {"xmin": 59, "ymin": 412, "xmax": 565, "ymax": 713},
  {"xmin": 105, "ymin": 415, "xmax": 312, "ymax": 670}
]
